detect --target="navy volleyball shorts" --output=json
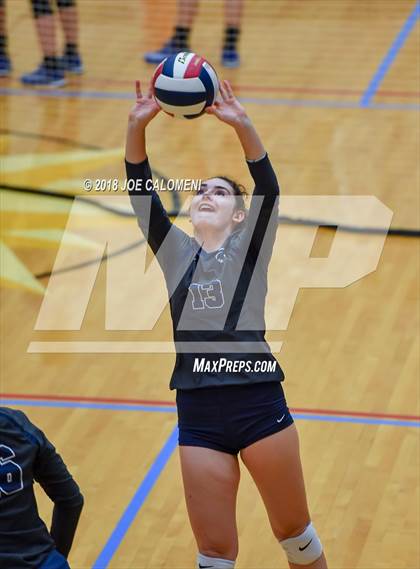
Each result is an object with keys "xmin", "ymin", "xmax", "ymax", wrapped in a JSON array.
[
  {"xmin": 176, "ymin": 381, "xmax": 294, "ymax": 455},
  {"xmin": 39, "ymin": 549, "xmax": 70, "ymax": 569}
]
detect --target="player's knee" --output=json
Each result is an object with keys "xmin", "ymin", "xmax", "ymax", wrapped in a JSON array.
[
  {"xmin": 198, "ymin": 539, "xmax": 239, "ymax": 559},
  {"xmin": 31, "ymin": 0, "xmax": 53, "ymax": 18},
  {"xmin": 273, "ymin": 519, "xmax": 308, "ymax": 543},
  {"xmin": 278, "ymin": 522, "xmax": 323, "ymax": 565},
  {"xmin": 199, "ymin": 545, "xmax": 238, "ymax": 559},
  {"xmin": 197, "ymin": 552, "xmax": 236, "ymax": 568}
]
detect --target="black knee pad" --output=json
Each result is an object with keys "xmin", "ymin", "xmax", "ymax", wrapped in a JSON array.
[
  {"xmin": 31, "ymin": 0, "xmax": 54, "ymax": 18},
  {"xmin": 57, "ymin": 0, "xmax": 75, "ymax": 8}
]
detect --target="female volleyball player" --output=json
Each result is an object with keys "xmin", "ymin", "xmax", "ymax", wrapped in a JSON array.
[{"xmin": 125, "ymin": 79, "xmax": 328, "ymax": 569}]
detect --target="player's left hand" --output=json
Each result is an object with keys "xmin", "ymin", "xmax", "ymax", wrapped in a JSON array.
[{"xmin": 205, "ymin": 80, "xmax": 248, "ymax": 126}]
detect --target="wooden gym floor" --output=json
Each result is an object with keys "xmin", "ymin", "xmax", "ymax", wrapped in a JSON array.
[{"xmin": 0, "ymin": 1, "xmax": 419, "ymax": 567}]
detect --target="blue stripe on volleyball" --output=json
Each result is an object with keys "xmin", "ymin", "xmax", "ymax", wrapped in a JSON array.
[
  {"xmin": 154, "ymin": 87, "xmax": 206, "ymax": 107},
  {"xmin": 198, "ymin": 65, "xmax": 215, "ymax": 108},
  {"xmin": 162, "ymin": 55, "xmax": 176, "ymax": 77}
]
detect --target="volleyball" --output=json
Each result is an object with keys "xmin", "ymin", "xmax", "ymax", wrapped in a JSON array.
[{"xmin": 152, "ymin": 51, "xmax": 219, "ymax": 119}]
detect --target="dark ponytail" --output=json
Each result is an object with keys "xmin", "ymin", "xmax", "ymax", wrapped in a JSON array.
[
  {"xmin": 216, "ymin": 175, "xmax": 248, "ymax": 231},
  {"xmin": 216, "ymin": 175, "xmax": 247, "ymax": 206}
]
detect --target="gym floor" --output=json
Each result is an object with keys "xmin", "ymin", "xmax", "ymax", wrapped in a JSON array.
[{"xmin": 1, "ymin": 1, "xmax": 419, "ymax": 567}]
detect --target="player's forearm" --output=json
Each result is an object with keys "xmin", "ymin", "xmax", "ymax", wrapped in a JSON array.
[
  {"xmin": 50, "ymin": 498, "xmax": 84, "ymax": 557},
  {"xmin": 125, "ymin": 117, "xmax": 147, "ymax": 164},
  {"xmin": 247, "ymin": 153, "xmax": 279, "ymax": 197},
  {"xmin": 233, "ymin": 117, "xmax": 266, "ymax": 162}
]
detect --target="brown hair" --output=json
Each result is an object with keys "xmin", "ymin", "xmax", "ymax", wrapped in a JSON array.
[
  {"xmin": 215, "ymin": 176, "xmax": 248, "ymax": 231},
  {"xmin": 215, "ymin": 175, "xmax": 248, "ymax": 213}
]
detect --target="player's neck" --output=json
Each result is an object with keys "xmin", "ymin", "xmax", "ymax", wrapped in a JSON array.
[{"xmin": 193, "ymin": 226, "xmax": 231, "ymax": 253}]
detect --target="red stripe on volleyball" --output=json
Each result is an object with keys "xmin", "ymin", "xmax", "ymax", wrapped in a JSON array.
[
  {"xmin": 184, "ymin": 54, "xmax": 205, "ymax": 78},
  {"xmin": 151, "ymin": 61, "xmax": 165, "ymax": 90}
]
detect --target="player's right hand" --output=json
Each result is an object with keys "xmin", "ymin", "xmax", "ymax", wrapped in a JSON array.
[{"xmin": 128, "ymin": 80, "xmax": 161, "ymax": 126}]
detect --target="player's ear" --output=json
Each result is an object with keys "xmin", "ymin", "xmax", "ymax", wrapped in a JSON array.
[{"xmin": 232, "ymin": 209, "xmax": 245, "ymax": 224}]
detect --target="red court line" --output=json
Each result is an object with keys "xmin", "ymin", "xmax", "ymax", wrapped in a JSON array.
[
  {"xmin": 70, "ymin": 77, "xmax": 420, "ymax": 99},
  {"xmin": 1, "ymin": 393, "xmax": 419, "ymax": 421}
]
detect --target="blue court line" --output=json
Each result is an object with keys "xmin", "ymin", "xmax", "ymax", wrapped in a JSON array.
[
  {"xmin": 92, "ymin": 424, "xmax": 179, "ymax": 569},
  {"xmin": 2, "ymin": 399, "xmax": 419, "ymax": 427},
  {"xmin": 293, "ymin": 413, "xmax": 419, "ymax": 428},
  {"xmin": 0, "ymin": 399, "xmax": 176, "ymax": 413},
  {"xmin": 0, "ymin": 87, "xmax": 134, "ymax": 100},
  {"xmin": 365, "ymin": 101, "xmax": 420, "ymax": 111},
  {"xmin": 0, "ymin": 87, "xmax": 419, "ymax": 111},
  {"xmin": 361, "ymin": 1, "xmax": 420, "ymax": 107}
]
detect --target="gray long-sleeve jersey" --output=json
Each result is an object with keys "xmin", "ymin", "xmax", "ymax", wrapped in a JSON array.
[{"xmin": 126, "ymin": 153, "xmax": 284, "ymax": 390}]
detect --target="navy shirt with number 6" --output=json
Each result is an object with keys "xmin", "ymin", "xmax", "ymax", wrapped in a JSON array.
[
  {"xmin": 0, "ymin": 407, "xmax": 84, "ymax": 568},
  {"xmin": 126, "ymin": 153, "xmax": 285, "ymax": 390}
]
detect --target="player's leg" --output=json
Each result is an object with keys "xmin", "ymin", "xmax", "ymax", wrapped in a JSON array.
[
  {"xmin": 177, "ymin": 0, "xmax": 199, "ymax": 28},
  {"xmin": 32, "ymin": 1, "xmax": 57, "ymax": 58},
  {"xmin": 0, "ymin": 0, "xmax": 11, "ymax": 76},
  {"xmin": 222, "ymin": 0, "xmax": 243, "ymax": 67},
  {"xmin": 240, "ymin": 424, "xmax": 327, "ymax": 568},
  {"xmin": 144, "ymin": 0, "xmax": 199, "ymax": 64},
  {"xmin": 20, "ymin": 0, "xmax": 65, "ymax": 86},
  {"xmin": 56, "ymin": 0, "xmax": 83, "ymax": 74},
  {"xmin": 179, "ymin": 445, "xmax": 239, "ymax": 567}
]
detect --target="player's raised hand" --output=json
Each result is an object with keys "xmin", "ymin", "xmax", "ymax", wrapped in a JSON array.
[
  {"xmin": 205, "ymin": 80, "xmax": 247, "ymax": 127},
  {"xmin": 129, "ymin": 80, "xmax": 160, "ymax": 126}
]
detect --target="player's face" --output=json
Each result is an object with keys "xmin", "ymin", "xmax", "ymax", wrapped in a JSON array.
[{"xmin": 190, "ymin": 178, "xmax": 245, "ymax": 233}]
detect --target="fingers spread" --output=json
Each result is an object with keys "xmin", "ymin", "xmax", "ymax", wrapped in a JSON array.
[
  {"xmin": 223, "ymin": 79, "xmax": 234, "ymax": 99},
  {"xmin": 219, "ymin": 82, "xmax": 228, "ymax": 102},
  {"xmin": 147, "ymin": 78, "xmax": 154, "ymax": 99},
  {"xmin": 135, "ymin": 80, "xmax": 142, "ymax": 99}
]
